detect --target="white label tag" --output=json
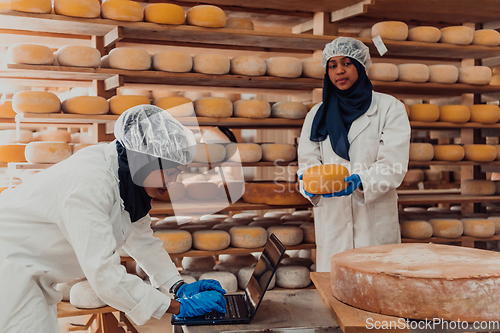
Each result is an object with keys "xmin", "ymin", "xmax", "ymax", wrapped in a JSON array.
[{"xmin": 372, "ymin": 35, "xmax": 388, "ymax": 56}]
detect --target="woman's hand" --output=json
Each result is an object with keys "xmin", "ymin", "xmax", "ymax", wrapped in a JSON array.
[
  {"xmin": 322, "ymin": 174, "xmax": 362, "ymax": 197},
  {"xmin": 177, "ymin": 291, "xmax": 227, "ymax": 317},
  {"xmin": 176, "ymin": 280, "xmax": 226, "ymax": 298}
]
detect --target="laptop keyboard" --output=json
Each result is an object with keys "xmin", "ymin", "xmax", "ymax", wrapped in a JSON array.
[{"xmin": 204, "ymin": 295, "xmax": 241, "ymax": 320}]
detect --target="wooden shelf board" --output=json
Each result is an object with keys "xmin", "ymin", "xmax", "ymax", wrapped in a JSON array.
[
  {"xmin": 17, "ymin": 113, "xmax": 119, "ymax": 124},
  {"xmin": 8, "ymin": 162, "xmax": 52, "ymax": 170},
  {"xmin": 398, "ymin": 193, "xmax": 500, "ymax": 205},
  {"xmin": 4, "ymin": 64, "xmax": 115, "ymax": 81},
  {"xmin": 411, "ymin": 121, "xmax": 500, "ymax": 129},
  {"xmin": 170, "ymin": 244, "xmax": 316, "ymax": 259},
  {"xmin": 374, "ymin": 81, "xmax": 500, "ymax": 96},
  {"xmin": 402, "ymin": 234, "xmax": 500, "ymax": 244},
  {"xmin": 409, "ymin": 160, "xmax": 500, "ymax": 166},
  {"xmin": 57, "ymin": 302, "xmax": 116, "ymax": 318}
]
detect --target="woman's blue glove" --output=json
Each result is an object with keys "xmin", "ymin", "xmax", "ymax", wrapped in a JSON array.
[
  {"xmin": 178, "ymin": 291, "xmax": 227, "ymax": 318},
  {"xmin": 332, "ymin": 174, "xmax": 362, "ymax": 197},
  {"xmin": 176, "ymin": 280, "xmax": 226, "ymax": 298},
  {"xmin": 298, "ymin": 173, "xmax": 316, "ymax": 197}
]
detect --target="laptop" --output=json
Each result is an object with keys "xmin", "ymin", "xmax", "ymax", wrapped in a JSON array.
[{"xmin": 171, "ymin": 233, "xmax": 286, "ymax": 325}]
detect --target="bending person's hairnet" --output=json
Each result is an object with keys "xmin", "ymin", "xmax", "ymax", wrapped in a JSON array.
[{"xmin": 322, "ymin": 37, "xmax": 371, "ymax": 70}]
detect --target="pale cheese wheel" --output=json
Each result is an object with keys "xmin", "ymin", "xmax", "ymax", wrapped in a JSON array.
[
  {"xmin": 193, "ymin": 143, "xmax": 226, "ymax": 163},
  {"xmin": 182, "ymin": 256, "xmax": 215, "ymax": 270},
  {"xmin": 101, "ymin": 0, "xmax": 144, "ymax": 22},
  {"xmin": 37, "ymin": 129, "xmax": 71, "ymax": 143},
  {"xmin": 154, "ymin": 182, "xmax": 186, "ymax": 202},
  {"xmin": 432, "ymin": 145, "xmax": 464, "ymax": 161},
  {"xmin": 54, "ymin": 0, "xmax": 100, "ymax": 18},
  {"xmin": 194, "ymin": 97, "xmax": 232, "ymax": 118},
  {"xmin": 225, "ymin": 18, "xmax": 253, "ymax": 30},
  {"xmin": 438, "ymin": 105, "xmax": 470, "ymax": 123},
  {"xmin": 487, "ymin": 217, "xmax": 500, "ymax": 234},
  {"xmin": 267, "ymin": 226, "xmax": 303, "ymax": 246},
  {"xmin": 472, "ymin": 29, "xmax": 500, "ymax": 46},
  {"xmin": 239, "ymin": 266, "xmax": 272, "ymax": 290},
  {"xmin": 428, "ymin": 65, "xmax": 458, "ymax": 84},
  {"xmin": 299, "ymin": 223, "xmax": 315, "ymax": 243},
  {"xmin": 409, "ymin": 104, "xmax": 439, "ymax": 122},
  {"xmin": 231, "ymin": 213, "xmax": 258, "ymax": 219},
  {"xmin": 7, "ymin": 44, "xmax": 54, "ymax": 65},
  {"xmin": 458, "ymin": 66, "xmax": 492, "ymax": 85},
  {"xmin": 271, "ymin": 102, "xmax": 307, "ymax": 119},
  {"xmin": 462, "ymin": 219, "xmax": 495, "ymax": 237},
  {"xmin": 233, "ymin": 99, "xmax": 270, "ymax": 119},
  {"xmin": 440, "ymin": 26, "xmax": 473, "ymax": 45},
  {"xmin": 25, "ymin": 142, "xmax": 71, "ymax": 164},
  {"xmin": 428, "ymin": 219, "xmax": 463, "ymax": 238},
  {"xmin": 301, "ymin": 58, "xmax": 324, "ymax": 79},
  {"xmin": 12, "ymin": 91, "xmax": 61, "ymax": 114},
  {"xmin": 261, "ymin": 143, "xmax": 296, "ymax": 162},
  {"xmin": 153, "ymin": 51, "xmax": 192, "ymax": 73},
  {"xmin": 7, "ymin": 0, "xmax": 51, "ymax": 13},
  {"xmin": 357, "ymin": 28, "xmax": 372, "ymax": 38},
  {"xmin": 275, "ymin": 266, "xmax": 311, "ymax": 289},
  {"xmin": 0, "ymin": 144, "xmax": 27, "ymax": 162},
  {"xmin": 469, "ymin": 104, "xmax": 500, "ymax": 123},
  {"xmin": 400, "ymin": 221, "xmax": 433, "ymax": 239},
  {"xmin": 144, "ymin": 3, "xmax": 185, "ymax": 25},
  {"xmin": 263, "ymin": 211, "xmax": 288, "ymax": 218},
  {"xmin": 192, "ymin": 230, "xmax": 230, "ymax": 251},
  {"xmin": 397, "ymin": 64, "xmax": 429, "ymax": 83},
  {"xmin": 0, "ymin": 130, "xmax": 33, "ymax": 144},
  {"xmin": 409, "ymin": 143, "xmax": 434, "ymax": 161},
  {"xmin": 54, "ymin": 278, "xmax": 85, "ymax": 301},
  {"xmin": 230, "ymin": 55, "xmax": 266, "ymax": 76},
  {"xmin": 229, "ymin": 226, "xmax": 267, "ymax": 248},
  {"xmin": 491, "ymin": 74, "xmax": 500, "ymax": 85},
  {"xmin": 407, "ymin": 26, "xmax": 441, "ymax": 43},
  {"xmin": 367, "ymin": 63, "xmax": 398, "ymax": 82},
  {"xmin": 200, "ymin": 214, "xmax": 228, "ymax": 222},
  {"xmin": 154, "ymin": 229, "xmax": 192, "ymax": 254},
  {"xmin": 55, "ymin": 46, "xmax": 101, "ymax": 68},
  {"xmin": 108, "ymin": 48, "xmax": 151, "ymax": 71},
  {"xmin": 463, "ymin": 144, "xmax": 497, "ymax": 162},
  {"xmin": 193, "ymin": 54, "xmax": 230, "ymax": 75},
  {"xmin": 154, "ymin": 97, "xmax": 193, "ymax": 117},
  {"xmin": 62, "ymin": 96, "xmax": 108, "ymax": 115},
  {"xmin": 186, "ymin": 5, "xmax": 226, "ymax": 28},
  {"xmin": 0, "ymin": 101, "xmax": 16, "ymax": 118},
  {"xmin": 70, "ymin": 281, "xmax": 106, "ymax": 309},
  {"xmin": 461, "ymin": 179, "xmax": 496, "ymax": 196},
  {"xmin": 266, "ymin": 57, "xmax": 302, "ymax": 78},
  {"xmin": 371, "ymin": 21, "xmax": 408, "ymax": 41},
  {"xmin": 108, "ymin": 95, "xmax": 150, "ymax": 115},
  {"xmin": 225, "ymin": 143, "xmax": 262, "ymax": 163},
  {"xmin": 403, "ymin": 169, "xmax": 424, "ymax": 183},
  {"xmin": 185, "ymin": 182, "xmax": 219, "ymax": 200},
  {"xmin": 199, "ymin": 271, "xmax": 237, "ymax": 293}
]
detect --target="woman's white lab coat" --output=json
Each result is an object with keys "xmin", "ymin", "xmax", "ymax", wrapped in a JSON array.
[
  {"xmin": 298, "ymin": 92, "xmax": 411, "ymax": 272},
  {"xmin": 0, "ymin": 142, "xmax": 182, "ymax": 332}
]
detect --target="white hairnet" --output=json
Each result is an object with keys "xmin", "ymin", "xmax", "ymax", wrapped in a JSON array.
[
  {"xmin": 114, "ymin": 104, "xmax": 197, "ymax": 165},
  {"xmin": 322, "ymin": 37, "xmax": 372, "ymax": 70}
]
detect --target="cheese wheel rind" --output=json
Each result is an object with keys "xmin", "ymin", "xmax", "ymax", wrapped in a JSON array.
[
  {"xmin": 260, "ymin": 143, "xmax": 296, "ymax": 162},
  {"xmin": 108, "ymin": 95, "xmax": 150, "ymax": 115},
  {"xmin": 461, "ymin": 179, "xmax": 496, "ymax": 195},
  {"xmin": 271, "ymin": 102, "xmax": 307, "ymax": 120},
  {"xmin": 101, "ymin": 0, "xmax": 144, "ymax": 22},
  {"xmin": 192, "ymin": 230, "xmax": 230, "ymax": 251},
  {"xmin": 398, "ymin": 64, "xmax": 429, "ymax": 83},
  {"xmin": 440, "ymin": 26, "xmax": 474, "ymax": 45},
  {"xmin": 12, "ymin": 91, "xmax": 61, "ymax": 114},
  {"xmin": 25, "ymin": 142, "xmax": 72, "ymax": 164},
  {"xmin": 0, "ymin": 144, "xmax": 27, "ymax": 163},
  {"xmin": 371, "ymin": 21, "xmax": 408, "ymax": 41},
  {"xmin": 469, "ymin": 104, "xmax": 500, "ymax": 123},
  {"xmin": 194, "ymin": 97, "xmax": 232, "ymax": 118},
  {"xmin": 8, "ymin": 43, "xmax": 54, "ymax": 65},
  {"xmin": 56, "ymin": 46, "xmax": 101, "ymax": 68},
  {"xmin": 62, "ymin": 96, "xmax": 109, "ymax": 115},
  {"xmin": 7, "ymin": 0, "xmax": 52, "ymax": 13},
  {"xmin": 275, "ymin": 266, "xmax": 311, "ymax": 289},
  {"xmin": 462, "ymin": 219, "xmax": 495, "ymax": 237},
  {"xmin": 186, "ymin": 5, "xmax": 226, "ymax": 28},
  {"xmin": 229, "ymin": 226, "xmax": 268, "ymax": 248},
  {"xmin": 409, "ymin": 143, "xmax": 434, "ymax": 161},
  {"xmin": 438, "ymin": 105, "xmax": 470, "ymax": 123},
  {"xmin": 54, "ymin": 0, "xmax": 100, "ymax": 18},
  {"xmin": 472, "ymin": 29, "xmax": 500, "ymax": 46},
  {"xmin": 458, "ymin": 66, "xmax": 492, "ymax": 85},
  {"xmin": 400, "ymin": 221, "xmax": 433, "ymax": 239},
  {"xmin": 233, "ymin": 99, "xmax": 270, "ymax": 119},
  {"xmin": 463, "ymin": 144, "xmax": 497, "ymax": 162},
  {"xmin": 225, "ymin": 143, "xmax": 262, "ymax": 163},
  {"xmin": 267, "ymin": 226, "xmax": 303, "ymax": 246},
  {"xmin": 193, "ymin": 54, "xmax": 230, "ymax": 75},
  {"xmin": 428, "ymin": 65, "xmax": 458, "ymax": 84},
  {"xmin": 407, "ymin": 26, "xmax": 441, "ymax": 43},
  {"xmin": 154, "ymin": 229, "xmax": 192, "ymax": 253},
  {"xmin": 266, "ymin": 57, "xmax": 302, "ymax": 78},
  {"xmin": 144, "ymin": 3, "xmax": 185, "ymax": 25},
  {"xmin": 108, "ymin": 47, "xmax": 151, "ymax": 71},
  {"xmin": 428, "ymin": 219, "xmax": 463, "ymax": 238},
  {"xmin": 70, "ymin": 281, "xmax": 106, "ymax": 309},
  {"xmin": 367, "ymin": 63, "xmax": 398, "ymax": 82},
  {"xmin": 409, "ymin": 104, "xmax": 439, "ymax": 122},
  {"xmin": 230, "ymin": 56, "xmax": 266, "ymax": 76},
  {"xmin": 302, "ymin": 164, "xmax": 349, "ymax": 194},
  {"xmin": 153, "ymin": 51, "xmax": 192, "ymax": 73},
  {"xmin": 432, "ymin": 145, "xmax": 464, "ymax": 161},
  {"xmin": 301, "ymin": 58, "xmax": 324, "ymax": 79}
]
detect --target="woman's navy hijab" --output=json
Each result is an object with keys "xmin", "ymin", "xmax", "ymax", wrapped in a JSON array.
[{"xmin": 310, "ymin": 57, "xmax": 373, "ymax": 161}]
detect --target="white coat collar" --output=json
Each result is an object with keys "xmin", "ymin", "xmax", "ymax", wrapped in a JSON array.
[
  {"xmin": 104, "ymin": 140, "xmax": 119, "ymax": 182},
  {"xmin": 348, "ymin": 94, "xmax": 378, "ymax": 143}
]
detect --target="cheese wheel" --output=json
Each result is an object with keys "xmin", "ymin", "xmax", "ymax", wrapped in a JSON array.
[
  {"xmin": 154, "ymin": 229, "xmax": 192, "ymax": 254},
  {"xmin": 275, "ymin": 266, "xmax": 311, "ymax": 289},
  {"xmin": 12, "ymin": 91, "xmax": 61, "ymax": 114},
  {"xmin": 357, "ymin": 28, "xmax": 372, "ymax": 38},
  {"xmin": 488, "ymin": 217, "xmax": 500, "ymax": 234},
  {"xmin": 428, "ymin": 65, "xmax": 458, "ymax": 84},
  {"xmin": 438, "ymin": 105, "xmax": 470, "ymax": 123},
  {"xmin": 55, "ymin": 46, "xmax": 101, "ymax": 68},
  {"xmin": 193, "ymin": 54, "xmax": 230, "ymax": 75},
  {"xmin": 491, "ymin": 74, "xmax": 500, "ymax": 85},
  {"xmin": 0, "ymin": 101, "xmax": 16, "ymax": 118},
  {"xmin": 225, "ymin": 143, "xmax": 262, "ymax": 163},
  {"xmin": 0, "ymin": 144, "xmax": 27, "ymax": 162},
  {"xmin": 186, "ymin": 5, "xmax": 226, "ymax": 28},
  {"xmin": 403, "ymin": 169, "xmax": 424, "ymax": 183},
  {"xmin": 72, "ymin": 143, "xmax": 93, "ymax": 154},
  {"xmin": 152, "ymin": 51, "xmax": 192, "ymax": 73},
  {"xmin": 70, "ymin": 281, "xmax": 106, "ymax": 309},
  {"xmin": 397, "ymin": 64, "xmax": 429, "ymax": 83},
  {"xmin": 108, "ymin": 47, "xmax": 151, "ymax": 71},
  {"xmin": 199, "ymin": 271, "xmax": 237, "ymax": 293},
  {"xmin": 464, "ymin": 144, "xmax": 497, "ymax": 162},
  {"xmin": 263, "ymin": 211, "xmax": 288, "ymax": 219},
  {"xmin": 230, "ymin": 56, "xmax": 266, "ymax": 76},
  {"xmin": 407, "ymin": 26, "xmax": 441, "ymax": 43},
  {"xmin": 229, "ymin": 226, "xmax": 267, "ymax": 248},
  {"xmin": 154, "ymin": 182, "xmax": 185, "ymax": 202},
  {"xmin": 193, "ymin": 143, "xmax": 226, "ymax": 163},
  {"xmin": 54, "ymin": 0, "xmax": 100, "ymax": 18},
  {"xmin": 458, "ymin": 66, "xmax": 492, "ymax": 85},
  {"xmin": 260, "ymin": 143, "xmax": 296, "ymax": 162},
  {"xmin": 440, "ymin": 26, "xmax": 474, "ymax": 45},
  {"xmin": 409, "ymin": 104, "xmax": 439, "ymax": 122},
  {"xmin": 400, "ymin": 221, "xmax": 433, "ymax": 239},
  {"xmin": 37, "ymin": 129, "xmax": 71, "ymax": 143},
  {"xmin": 367, "ymin": 63, "xmax": 398, "ymax": 82},
  {"xmin": 54, "ymin": 278, "xmax": 86, "ymax": 302},
  {"xmin": 62, "ymin": 96, "xmax": 108, "ymax": 115},
  {"xmin": 0, "ymin": 130, "xmax": 33, "ymax": 144},
  {"xmin": 108, "ymin": 95, "xmax": 150, "ymax": 115},
  {"xmin": 266, "ymin": 57, "xmax": 302, "ymax": 78},
  {"xmin": 6, "ymin": 0, "xmax": 51, "ymax": 13},
  {"xmin": 472, "ymin": 29, "xmax": 500, "ymax": 46},
  {"xmin": 225, "ymin": 18, "xmax": 253, "ymax": 30},
  {"xmin": 271, "ymin": 102, "xmax": 307, "ymax": 120},
  {"xmin": 302, "ymin": 164, "xmax": 349, "ymax": 194},
  {"xmin": 231, "ymin": 213, "xmax": 258, "ymax": 219},
  {"xmin": 154, "ymin": 97, "xmax": 193, "ymax": 117},
  {"xmin": 7, "ymin": 44, "xmax": 54, "ymax": 65},
  {"xmin": 371, "ymin": 21, "xmax": 408, "ymax": 41},
  {"xmin": 144, "ymin": 3, "xmax": 185, "ymax": 25},
  {"xmin": 233, "ymin": 99, "xmax": 270, "ymax": 119},
  {"xmin": 101, "ymin": 0, "xmax": 144, "ymax": 22},
  {"xmin": 238, "ymin": 266, "xmax": 275, "ymax": 290},
  {"xmin": 462, "ymin": 219, "xmax": 495, "ymax": 237},
  {"xmin": 461, "ymin": 179, "xmax": 496, "ymax": 196},
  {"xmin": 267, "ymin": 226, "xmax": 303, "ymax": 246},
  {"xmin": 409, "ymin": 143, "xmax": 434, "ymax": 161},
  {"xmin": 243, "ymin": 181, "xmax": 309, "ymax": 206},
  {"xmin": 469, "ymin": 104, "xmax": 500, "ymax": 123},
  {"xmin": 301, "ymin": 58, "xmax": 324, "ymax": 79},
  {"xmin": 428, "ymin": 219, "xmax": 463, "ymax": 238},
  {"xmin": 25, "ymin": 142, "xmax": 71, "ymax": 164},
  {"xmin": 299, "ymin": 223, "xmax": 315, "ymax": 243},
  {"xmin": 432, "ymin": 145, "xmax": 464, "ymax": 161},
  {"xmin": 185, "ymin": 182, "xmax": 219, "ymax": 200},
  {"xmin": 194, "ymin": 97, "xmax": 232, "ymax": 118},
  {"xmin": 192, "ymin": 230, "xmax": 230, "ymax": 251}
]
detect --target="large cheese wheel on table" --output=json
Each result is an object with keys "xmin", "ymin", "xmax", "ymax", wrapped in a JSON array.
[
  {"xmin": 186, "ymin": 5, "xmax": 226, "ymax": 28},
  {"xmin": 56, "ymin": 46, "xmax": 101, "ymax": 68},
  {"xmin": 194, "ymin": 97, "xmax": 232, "ymax": 118},
  {"xmin": 192, "ymin": 230, "xmax": 230, "ymax": 251},
  {"xmin": 432, "ymin": 145, "xmax": 464, "ymax": 161},
  {"xmin": 101, "ymin": 0, "xmax": 144, "ymax": 22},
  {"xmin": 267, "ymin": 226, "xmax": 303, "ymax": 246},
  {"xmin": 230, "ymin": 56, "xmax": 266, "ymax": 76},
  {"xmin": 458, "ymin": 66, "xmax": 492, "ymax": 85},
  {"xmin": 152, "ymin": 51, "xmax": 192, "ymax": 72},
  {"xmin": 70, "ymin": 281, "xmax": 106, "ymax": 309},
  {"xmin": 331, "ymin": 243, "xmax": 500, "ymax": 321},
  {"xmin": 266, "ymin": 57, "xmax": 302, "ymax": 78},
  {"xmin": 229, "ymin": 226, "xmax": 267, "ymax": 248},
  {"xmin": 108, "ymin": 48, "xmax": 151, "ymax": 71},
  {"xmin": 398, "ymin": 64, "xmax": 429, "ymax": 83},
  {"xmin": 409, "ymin": 143, "xmax": 434, "ymax": 161},
  {"xmin": 302, "ymin": 164, "xmax": 349, "ymax": 195},
  {"xmin": 438, "ymin": 105, "xmax": 470, "ymax": 123},
  {"xmin": 25, "ymin": 142, "xmax": 71, "ymax": 164},
  {"xmin": 461, "ymin": 179, "xmax": 496, "ymax": 195},
  {"xmin": 371, "ymin": 21, "xmax": 408, "ymax": 40},
  {"xmin": 6, "ymin": 0, "xmax": 52, "ymax": 13},
  {"xmin": 472, "ymin": 29, "xmax": 500, "ymax": 46},
  {"xmin": 407, "ymin": 26, "xmax": 441, "ymax": 42},
  {"xmin": 409, "ymin": 104, "xmax": 439, "ymax": 122},
  {"xmin": 225, "ymin": 18, "xmax": 253, "ymax": 30},
  {"xmin": 0, "ymin": 144, "xmax": 27, "ymax": 163},
  {"xmin": 108, "ymin": 95, "xmax": 150, "ymax": 115},
  {"xmin": 154, "ymin": 97, "xmax": 193, "ymax": 117},
  {"xmin": 301, "ymin": 58, "xmax": 324, "ymax": 79},
  {"xmin": 260, "ymin": 143, "xmax": 296, "ymax": 162},
  {"xmin": 193, "ymin": 143, "xmax": 226, "ymax": 163},
  {"xmin": 154, "ymin": 229, "xmax": 192, "ymax": 253},
  {"xmin": 469, "ymin": 104, "xmax": 500, "ymax": 123},
  {"xmin": 233, "ymin": 100, "xmax": 270, "ymax": 119},
  {"xmin": 440, "ymin": 26, "xmax": 473, "ymax": 45},
  {"xmin": 12, "ymin": 91, "xmax": 61, "ymax": 114},
  {"xmin": 400, "ymin": 220, "xmax": 433, "ymax": 239},
  {"xmin": 8, "ymin": 44, "xmax": 54, "ymax": 65},
  {"xmin": 62, "ymin": 96, "xmax": 109, "ymax": 115},
  {"xmin": 271, "ymin": 102, "xmax": 307, "ymax": 120},
  {"xmin": 462, "ymin": 219, "xmax": 495, "ymax": 237},
  {"xmin": 242, "ymin": 181, "xmax": 309, "ymax": 205},
  {"xmin": 463, "ymin": 144, "xmax": 497, "ymax": 162},
  {"xmin": 193, "ymin": 54, "xmax": 230, "ymax": 75},
  {"xmin": 144, "ymin": 3, "xmax": 185, "ymax": 25},
  {"xmin": 428, "ymin": 65, "xmax": 458, "ymax": 84},
  {"xmin": 367, "ymin": 63, "xmax": 398, "ymax": 82},
  {"xmin": 225, "ymin": 143, "xmax": 262, "ymax": 163},
  {"xmin": 428, "ymin": 219, "xmax": 463, "ymax": 238},
  {"xmin": 54, "ymin": 0, "xmax": 100, "ymax": 18}
]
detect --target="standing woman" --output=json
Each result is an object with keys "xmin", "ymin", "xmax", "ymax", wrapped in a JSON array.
[{"xmin": 297, "ymin": 37, "xmax": 411, "ymax": 272}]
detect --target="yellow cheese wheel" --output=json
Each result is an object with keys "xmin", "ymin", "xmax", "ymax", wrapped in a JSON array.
[
  {"xmin": 438, "ymin": 105, "xmax": 470, "ymax": 123},
  {"xmin": 36, "ymin": 129, "xmax": 71, "ymax": 143},
  {"xmin": 12, "ymin": 91, "xmax": 61, "ymax": 114},
  {"xmin": 62, "ymin": 96, "xmax": 109, "ymax": 115},
  {"xmin": 6, "ymin": 0, "xmax": 51, "ymax": 13},
  {"xmin": 458, "ymin": 66, "xmax": 492, "ymax": 85},
  {"xmin": 473, "ymin": 29, "xmax": 500, "ymax": 46},
  {"xmin": 193, "ymin": 143, "xmax": 226, "ymax": 163},
  {"xmin": 55, "ymin": 46, "xmax": 101, "ymax": 68},
  {"xmin": 194, "ymin": 97, "xmax": 232, "ymax": 118},
  {"xmin": 301, "ymin": 58, "xmax": 324, "ymax": 79},
  {"xmin": 0, "ymin": 129, "xmax": 33, "ymax": 144},
  {"xmin": 192, "ymin": 230, "xmax": 230, "ymax": 251},
  {"xmin": 154, "ymin": 229, "xmax": 192, "ymax": 254},
  {"xmin": 487, "ymin": 217, "xmax": 500, "ymax": 234},
  {"xmin": 428, "ymin": 219, "xmax": 463, "ymax": 238},
  {"xmin": 7, "ymin": 43, "xmax": 54, "ymax": 65},
  {"xmin": 233, "ymin": 99, "xmax": 270, "ymax": 119},
  {"xmin": 469, "ymin": 104, "xmax": 500, "ymax": 123},
  {"xmin": 491, "ymin": 74, "xmax": 500, "ymax": 85},
  {"xmin": 440, "ymin": 26, "xmax": 474, "ymax": 45},
  {"xmin": 407, "ymin": 26, "xmax": 441, "ymax": 43},
  {"xmin": 25, "ymin": 142, "xmax": 71, "ymax": 164},
  {"xmin": 267, "ymin": 226, "xmax": 303, "ymax": 246},
  {"xmin": 367, "ymin": 63, "xmax": 398, "ymax": 82},
  {"xmin": 266, "ymin": 57, "xmax": 302, "ymax": 78},
  {"xmin": 397, "ymin": 64, "xmax": 429, "ymax": 83},
  {"xmin": 461, "ymin": 179, "xmax": 496, "ymax": 195},
  {"xmin": 230, "ymin": 56, "xmax": 266, "ymax": 76},
  {"xmin": 371, "ymin": 21, "xmax": 408, "ymax": 41},
  {"xmin": 0, "ymin": 101, "xmax": 16, "ymax": 118},
  {"xmin": 409, "ymin": 104, "xmax": 439, "ymax": 122},
  {"xmin": 271, "ymin": 102, "xmax": 307, "ymax": 120},
  {"xmin": 432, "ymin": 145, "xmax": 464, "ymax": 161},
  {"xmin": 302, "ymin": 164, "xmax": 349, "ymax": 194},
  {"xmin": 108, "ymin": 95, "xmax": 150, "ymax": 115},
  {"xmin": 225, "ymin": 143, "xmax": 262, "ymax": 163},
  {"xmin": 409, "ymin": 143, "xmax": 434, "ymax": 161},
  {"xmin": 464, "ymin": 144, "xmax": 497, "ymax": 162},
  {"xmin": 154, "ymin": 182, "xmax": 186, "ymax": 202},
  {"xmin": 144, "ymin": 3, "xmax": 185, "ymax": 25},
  {"xmin": 108, "ymin": 47, "xmax": 151, "ymax": 71},
  {"xmin": 400, "ymin": 221, "xmax": 433, "ymax": 239},
  {"xmin": 462, "ymin": 219, "xmax": 495, "ymax": 237},
  {"xmin": 428, "ymin": 65, "xmax": 459, "ymax": 84},
  {"xmin": 225, "ymin": 18, "xmax": 253, "ymax": 30},
  {"xmin": 101, "ymin": 0, "xmax": 144, "ymax": 22},
  {"xmin": 261, "ymin": 143, "xmax": 296, "ymax": 162},
  {"xmin": 54, "ymin": 0, "xmax": 100, "ymax": 18},
  {"xmin": 192, "ymin": 54, "xmax": 230, "ymax": 75},
  {"xmin": 185, "ymin": 182, "xmax": 219, "ymax": 200},
  {"xmin": 229, "ymin": 226, "xmax": 267, "ymax": 248},
  {"xmin": 154, "ymin": 96, "xmax": 193, "ymax": 117},
  {"xmin": 152, "ymin": 51, "xmax": 192, "ymax": 73},
  {"xmin": 186, "ymin": 5, "xmax": 226, "ymax": 28},
  {"xmin": 0, "ymin": 144, "xmax": 27, "ymax": 163}
]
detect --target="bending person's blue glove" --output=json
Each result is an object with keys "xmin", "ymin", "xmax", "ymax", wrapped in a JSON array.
[
  {"xmin": 176, "ymin": 280, "xmax": 226, "ymax": 298},
  {"xmin": 299, "ymin": 173, "xmax": 316, "ymax": 198},
  {"xmin": 332, "ymin": 174, "xmax": 362, "ymax": 197},
  {"xmin": 178, "ymin": 291, "xmax": 227, "ymax": 317}
]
